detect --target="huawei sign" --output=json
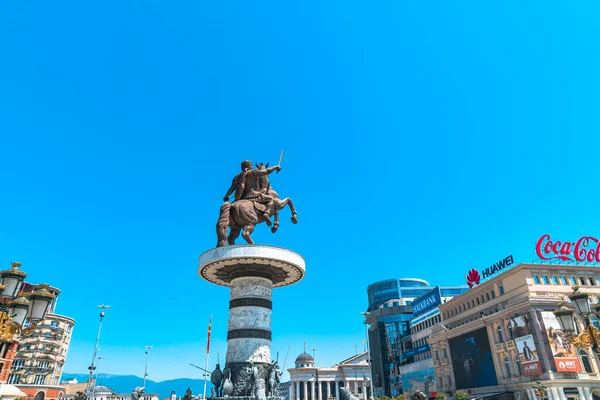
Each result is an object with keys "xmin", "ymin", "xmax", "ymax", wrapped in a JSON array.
[
  {"xmin": 536, "ymin": 234, "xmax": 600, "ymax": 263},
  {"xmin": 466, "ymin": 269, "xmax": 480, "ymax": 288}
]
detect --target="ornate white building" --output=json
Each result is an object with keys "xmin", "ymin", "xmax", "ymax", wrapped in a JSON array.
[{"xmin": 287, "ymin": 352, "xmax": 371, "ymax": 400}]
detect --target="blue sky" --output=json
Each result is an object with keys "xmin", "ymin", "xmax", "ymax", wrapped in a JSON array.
[{"xmin": 1, "ymin": 0, "xmax": 600, "ymax": 383}]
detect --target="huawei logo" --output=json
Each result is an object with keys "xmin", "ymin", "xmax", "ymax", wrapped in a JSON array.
[{"xmin": 466, "ymin": 269, "xmax": 481, "ymax": 288}]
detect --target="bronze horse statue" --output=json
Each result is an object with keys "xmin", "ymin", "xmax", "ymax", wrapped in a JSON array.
[{"xmin": 216, "ymin": 162, "xmax": 298, "ymax": 247}]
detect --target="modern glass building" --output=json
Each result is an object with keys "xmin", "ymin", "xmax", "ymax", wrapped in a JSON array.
[{"xmin": 365, "ymin": 278, "xmax": 468, "ymax": 397}]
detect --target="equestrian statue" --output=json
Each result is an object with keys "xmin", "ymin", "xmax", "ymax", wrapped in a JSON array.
[{"xmin": 216, "ymin": 152, "xmax": 298, "ymax": 247}]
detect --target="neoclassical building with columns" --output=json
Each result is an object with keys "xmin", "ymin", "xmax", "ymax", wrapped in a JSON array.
[{"xmin": 287, "ymin": 351, "xmax": 371, "ymax": 400}]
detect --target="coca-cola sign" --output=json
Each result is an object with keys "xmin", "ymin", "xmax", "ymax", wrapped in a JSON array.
[{"xmin": 536, "ymin": 234, "xmax": 600, "ymax": 262}]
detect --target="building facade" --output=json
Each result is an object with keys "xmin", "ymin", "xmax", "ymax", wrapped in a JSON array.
[
  {"xmin": 365, "ymin": 278, "xmax": 468, "ymax": 397},
  {"xmin": 287, "ymin": 352, "xmax": 371, "ymax": 400},
  {"xmin": 429, "ymin": 263, "xmax": 600, "ymax": 400},
  {"xmin": 9, "ymin": 284, "xmax": 75, "ymax": 400}
]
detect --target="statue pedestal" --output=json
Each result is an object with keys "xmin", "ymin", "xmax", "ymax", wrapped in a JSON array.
[{"xmin": 199, "ymin": 245, "xmax": 306, "ymax": 397}]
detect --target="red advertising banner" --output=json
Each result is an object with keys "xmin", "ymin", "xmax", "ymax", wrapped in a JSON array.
[
  {"xmin": 522, "ymin": 361, "xmax": 542, "ymax": 376},
  {"xmin": 554, "ymin": 358, "xmax": 582, "ymax": 373}
]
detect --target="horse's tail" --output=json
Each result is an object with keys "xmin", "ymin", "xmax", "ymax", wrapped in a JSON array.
[{"xmin": 216, "ymin": 202, "xmax": 232, "ymax": 247}]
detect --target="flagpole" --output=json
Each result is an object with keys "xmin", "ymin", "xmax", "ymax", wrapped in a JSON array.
[{"xmin": 203, "ymin": 315, "xmax": 212, "ymax": 399}]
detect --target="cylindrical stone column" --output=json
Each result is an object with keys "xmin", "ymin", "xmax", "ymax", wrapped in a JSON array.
[{"xmin": 226, "ymin": 276, "xmax": 273, "ymax": 365}]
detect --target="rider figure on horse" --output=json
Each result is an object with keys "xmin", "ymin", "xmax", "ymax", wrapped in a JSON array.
[{"xmin": 223, "ymin": 160, "xmax": 281, "ymax": 225}]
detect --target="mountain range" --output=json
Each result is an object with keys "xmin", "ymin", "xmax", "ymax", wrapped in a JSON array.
[{"xmin": 62, "ymin": 373, "xmax": 213, "ymax": 400}]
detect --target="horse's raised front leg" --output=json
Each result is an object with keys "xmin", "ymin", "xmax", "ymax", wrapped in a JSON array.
[
  {"xmin": 242, "ymin": 224, "xmax": 255, "ymax": 244},
  {"xmin": 278, "ymin": 198, "xmax": 298, "ymax": 224}
]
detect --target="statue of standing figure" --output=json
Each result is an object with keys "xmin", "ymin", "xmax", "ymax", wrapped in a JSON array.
[
  {"xmin": 267, "ymin": 360, "xmax": 282, "ymax": 397},
  {"xmin": 183, "ymin": 388, "xmax": 193, "ymax": 400},
  {"xmin": 216, "ymin": 156, "xmax": 298, "ymax": 247},
  {"xmin": 211, "ymin": 364, "xmax": 224, "ymax": 397}
]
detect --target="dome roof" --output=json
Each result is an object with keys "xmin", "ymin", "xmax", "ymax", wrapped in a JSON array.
[
  {"xmin": 92, "ymin": 385, "xmax": 113, "ymax": 393},
  {"xmin": 295, "ymin": 352, "xmax": 314, "ymax": 363}
]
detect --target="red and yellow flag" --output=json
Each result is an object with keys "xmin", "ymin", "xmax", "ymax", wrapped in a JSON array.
[{"xmin": 206, "ymin": 315, "xmax": 212, "ymax": 354}]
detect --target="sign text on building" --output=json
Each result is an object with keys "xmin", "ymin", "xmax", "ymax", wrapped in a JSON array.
[
  {"xmin": 465, "ymin": 255, "xmax": 514, "ymax": 288},
  {"xmin": 536, "ymin": 234, "xmax": 600, "ymax": 263},
  {"xmin": 412, "ymin": 287, "xmax": 442, "ymax": 317}
]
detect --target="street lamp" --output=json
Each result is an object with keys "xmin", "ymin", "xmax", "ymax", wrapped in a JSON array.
[
  {"xmin": 86, "ymin": 305, "xmax": 110, "ymax": 398},
  {"xmin": 0, "ymin": 262, "xmax": 55, "ymax": 340},
  {"xmin": 552, "ymin": 287, "xmax": 600, "ymax": 353},
  {"xmin": 143, "ymin": 346, "xmax": 153, "ymax": 389},
  {"xmin": 360, "ymin": 312, "xmax": 374, "ymax": 400},
  {"xmin": 532, "ymin": 380, "xmax": 547, "ymax": 399}
]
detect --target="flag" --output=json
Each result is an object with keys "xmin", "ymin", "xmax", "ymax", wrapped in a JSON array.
[{"xmin": 206, "ymin": 316, "xmax": 212, "ymax": 354}]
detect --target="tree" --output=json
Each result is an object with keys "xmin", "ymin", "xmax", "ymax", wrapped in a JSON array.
[
  {"xmin": 394, "ymin": 395, "xmax": 407, "ymax": 400},
  {"xmin": 435, "ymin": 393, "xmax": 447, "ymax": 400},
  {"xmin": 455, "ymin": 391, "xmax": 468, "ymax": 400}
]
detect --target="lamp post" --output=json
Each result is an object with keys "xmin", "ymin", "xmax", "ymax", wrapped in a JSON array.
[
  {"xmin": 0, "ymin": 262, "xmax": 55, "ymax": 340},
  {"xmin": 311, "ymin": 348, "xmax": 318, "ymax": 400},
  {"xmin": 92, "ymin": 355, "xmax": 103, "ymax": 397},
  {"xmin": 143, "ymin": 346, "xmax": 153, "ymax": 389},
  {"xmin": 360, "ymin": 312, "xmax": 374, "ymax": 400},
  {"xmin": 532, "ymin": 380, "xmax": 547, "ymax": 399},
  {"xmin": 552, "ymin": 286, "xmax": 600, "ymax": 360},
  {"xmin": 86, "ymin": 305, "xmax": 110, "ymax": 398}
]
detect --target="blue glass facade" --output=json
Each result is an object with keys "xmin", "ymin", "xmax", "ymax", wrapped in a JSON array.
[{"xmin": 367, "ymin": 278, "xmax": 469, "ymax": 397}]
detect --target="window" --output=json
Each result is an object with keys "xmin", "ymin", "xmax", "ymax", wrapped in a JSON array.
[
  {"xmin": 504, "ymin": 356, "xmax": 512, "ymax": 378},
  {"xmin": 580, "ymin": 277, "xmax": 587, "ymax": 286},
  {"xmin": 580, "ymin": 349, "xmax": 593, "ymax": 373},
  {"xmin": 437, "ymin": 376, "xmax": 443, "ymax": 387},
  {"xmin": 476, "ymin": 298, "xmax": 480, "ymax": 305},
  {"xmin": 442, "ymin": 348, "xmax": 447, "ymax": 358},
  {"xmin": 34, "ymin": 374, "xmax": 46, "ymax": 385},
  {"xmin": 591, "ymin": 278, "xmax": 596, "ymax": 286},
  {"xmin": 497, "ymin": 325, "xmax": 504, "ymax": 343},
  {"xmin": 435, "ymin": 351, "xmax": 439, "ymax": 360},
  {"xmin": 481, "ymin": 295, "xmax": 485, "ymax": 303},
  {"xmin": 561, "ymin": 276, "xmax": 568, "ymax": 285},
  {"xmin": 533, "ymin": 275, "xmax": 540, "ymax": 284},
  {"xmin": 591, "ymin": 316, "xmax": 600, "ymax": 330},
  {"xmin": 446, "ymin": 375, "xmax": 451, "ymax": 386},
  {"xmin": 571, "ymin": 276, "xmax": 577, "ymax": 285},
  {"xmin": 12, "ymin": 360, "xmax": 25, "ymax": 370},
  {"xmin": 50, "ymin": 321, "xmax": 59, "ymax": 329},
  {"xmin": 38, "ymin": 361, "xmax": 49, "ymax": 371},
  {"xmin": 552, "ymin": 276, "xmax": 558, "ymax": 284},
  {"xmin": 542, "ymin": 276, "xmax": 549, "ymax": 284},
  {"xmin": 515, "ymin": 356, "xmax": 522, "ymax": 376},
  {"xmin": 492, "ymin": 290, "xmax": 496, "ymax": 298},
  {"xmin": 508, "ymin": 323, "xmax": 514, "ymax": 340},
  {"xmin": 499, "ymin": 285, "xmax": 504, "ymax": 294},
  {"xmin": 7, "ymin": 374, "xmax": 20, "ymax": 384},
  {"xmin": 486, "ymin": 293, "xmax": 490, "ymax": 301}
]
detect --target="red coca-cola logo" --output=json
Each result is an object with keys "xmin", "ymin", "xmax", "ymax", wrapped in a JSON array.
[
  {"xmin": 466, "ymin": 269, "xmax": 481, "ymax": 288},
  {"xmin": 536, "ymin": 234, "xmax": 600, "ymax": 262}
]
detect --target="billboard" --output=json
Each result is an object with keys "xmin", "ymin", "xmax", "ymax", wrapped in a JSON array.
[
  {"xmin": 449, "ymin": 328, "xmax": 498, "ymax": 389},
  {"xmin": 412, "ymin": 286, "xmax": 442, "ymax": 317},
  {"xmin": 515, "ymin": 334, "xmax": 541, "ymax": 376},
  {"xmin": 508, "ymin": 314, "xmax": 542, "ymax": 376},
  {"xmin": 540, "ymin": 311, "xmax": 582, "ymax": 373}
]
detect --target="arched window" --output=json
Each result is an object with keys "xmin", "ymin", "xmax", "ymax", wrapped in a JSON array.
[
  {"xmin": 504, "ymin": 356, "xmax": 511, "ymax": 378},
  {"xmin": 580, "ymin": 349, "xmax": 593, "ymax": 373},
  {"xmin": 591, "ymin": 316, "xmax": 600, "ymax": 330},
  {"xmin": 507, "ymin": 322, "xmax": 514, "ymax": 340},
  {"xmin": 497, "ymin": 325, "xmax": 504, "ymax": 343},
  {"xmin": 515, "ymin": 356, "xmax": 522, "ymax": 376}
]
